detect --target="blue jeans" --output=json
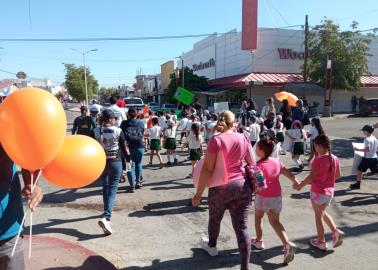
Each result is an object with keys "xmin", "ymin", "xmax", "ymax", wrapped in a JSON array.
[
  {"xmin": 127, "ymin": 148, "xmax": 144, "ymax": 188},
  {"xmin": 100, "ymin": 160, "xmax": 122, "ymax": 220}
]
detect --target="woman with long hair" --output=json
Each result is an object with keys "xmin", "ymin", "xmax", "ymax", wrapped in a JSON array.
[
  {"xmin": 192, "ymin": 110, "xmax": 254, "ymax": 270},
  {"xmin": 280, "ymin": 99, "xmax": 292, "ymax": 130},
  {"xmin": 261, "ymin": 98, "xmax": 276, "ymax": 120}
]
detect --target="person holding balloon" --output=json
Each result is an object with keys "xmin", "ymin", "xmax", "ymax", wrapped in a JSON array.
[
  {"xmin": 92, "ymin": 109, "xmax": 129, "ymax": 235},
  {"xmin": 0, "ymin": 87, "xmax": 107, "ymax": 265},
  {"xmin": 0, "ymin": 145, "xmax": 43, "ymax": 270}
]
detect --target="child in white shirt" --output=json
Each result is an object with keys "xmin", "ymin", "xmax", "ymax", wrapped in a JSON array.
[{"xmin": 147, "ymin": 117, "xmax": 163, "ymax": 168}]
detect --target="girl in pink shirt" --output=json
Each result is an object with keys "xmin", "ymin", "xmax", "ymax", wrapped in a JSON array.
[
  {"xmin": 296, "ymin": 135, "xmax": 345, "ymax": 251},
  {"xmin": 252, "ymin": 139, "xmax": 299, "ymax": 264}
]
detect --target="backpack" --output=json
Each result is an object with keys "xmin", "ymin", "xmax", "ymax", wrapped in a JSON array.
[{"xmin": 123, "ymin": 121, "xmax": 144, "ymax": 147}]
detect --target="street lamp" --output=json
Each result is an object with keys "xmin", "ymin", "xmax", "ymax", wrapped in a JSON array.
[
  {"xmin": 70, "ymin": 48, "xmax": 98, "ymax": 107},
  {"xmin": 175, "ymin": 56, "xmax": 185, "ymax": 88}
]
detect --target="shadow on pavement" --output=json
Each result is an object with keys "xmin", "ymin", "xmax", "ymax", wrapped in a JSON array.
[
  {"xmin": 331, "ymin": 137, "xmax": 362, "ymax": 159},
  {"xmin": 32, "ymin": 214, "xmax": 106, "ymax": 241},
  {"xmin": 43, "ymin": 181, "xmax": 103, "ymax": 204},
  {"xmin": 128, "ymin": 198, "xmax": 208, "ymax": 218},
  {"xmin": 42, "ymin": 256, "xmax": 117, "ymax": 270},
  {"xmin": 122, "ymin": 221, "xmax": 378, "ymax": 270},
  {"xmin": 290, "ymin": 188, "xmax": 378, "ymax": 207},
  {"xmin": 124, "ymin": 248, "xmax": 240, "ymax": 270},
  {"xmin": 141, "ymin": 178, "xmax": 194, "ymax": 191}
]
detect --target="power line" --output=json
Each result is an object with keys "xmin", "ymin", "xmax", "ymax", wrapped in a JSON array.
[
  {"xmin": 0, "ymin": 33, "xmax": 220, "ymax": 43},
  {"xmin": 2, "ymin": 53, "xmax": 173, "ymax": 63},
  {"xmin": 0, "ymin": 27, "xmax": 307, "ymax": 43}
]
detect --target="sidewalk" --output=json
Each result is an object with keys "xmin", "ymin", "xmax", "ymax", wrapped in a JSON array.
[{"xmin": 24, "ymin": 235, "xmax": 116, "ymax": 269}]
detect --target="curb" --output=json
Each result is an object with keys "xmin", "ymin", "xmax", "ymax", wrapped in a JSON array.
[{"xmin": 24, "ymin": 235, "xmax": 116, "ymax": 270}]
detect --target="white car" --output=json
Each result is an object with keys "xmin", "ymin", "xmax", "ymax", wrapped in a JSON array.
[{"xmin": 123, "ymin": 97, "xmax": 145, "ymax": 111}]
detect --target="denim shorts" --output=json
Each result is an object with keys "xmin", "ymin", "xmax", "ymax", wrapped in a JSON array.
[
  {"xmin": 310, "ymin": 191, "xmax": 333, "ymax": 206},
  {"xmin": 255, "ymin": 195, "xmax": 282, "ymax": 214}
]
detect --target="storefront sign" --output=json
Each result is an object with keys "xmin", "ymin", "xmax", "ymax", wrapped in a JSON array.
[
  {"xmin": 192, "ymin": 58, "xmax": 215, "ymax": 71},
  {"xmin": 278, "ymin": 48, "xmax": 309, "ymax": 60}
]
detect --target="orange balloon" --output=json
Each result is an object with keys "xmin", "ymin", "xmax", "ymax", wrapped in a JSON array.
[
  {"xmin": 43, "ymin": 135, "xmax": 106, "ymax": 188},
  {"xmin": 0, "ymin": 87, "xmax": 66, "ymax": 170}
]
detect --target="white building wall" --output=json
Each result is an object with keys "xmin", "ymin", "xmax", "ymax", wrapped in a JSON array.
[
  {"xmin": 253, "ymin": 28, "xmax": 304, "ymax": 73},
  {"xmin": 180, "ymin": 28, "xmax": 378, "ymax": 80}
]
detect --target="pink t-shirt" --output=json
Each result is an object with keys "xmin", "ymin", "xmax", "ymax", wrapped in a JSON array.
[
  {"xmin": 311, "ymin": 154, "xmax": 340, "ymax": 195},
  {"xmin": 207, "ymin": 132, "xmax": 250, "ymax": 182},
  {"xmin": 256, "ymin": 159, "xmax": 284, "ymax": 198}
]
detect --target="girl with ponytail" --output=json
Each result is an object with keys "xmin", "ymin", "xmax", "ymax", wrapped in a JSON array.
[
  {"xmin": 296, "ymin": 135, "xmax": 344, "ymax": 251},
  {"xmin": 252, "ymin": 139, "xmax": 299, "ymax": 264}
]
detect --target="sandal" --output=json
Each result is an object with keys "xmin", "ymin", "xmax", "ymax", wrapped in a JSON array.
[{"xmin": 119, "ymin": 174, "xmax": 127, "ymax": 183}]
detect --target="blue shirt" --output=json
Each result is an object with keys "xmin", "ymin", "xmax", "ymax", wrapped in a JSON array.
[
  {"xmin": 120, "ymin": 119, "xmax": 145, "ymax": 149},
  {"xmin": 0, "ymin": 145, "xmax": 23, "ymax": 240}
]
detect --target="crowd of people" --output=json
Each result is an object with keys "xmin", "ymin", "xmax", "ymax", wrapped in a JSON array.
[
  {"xmin": 67, "ymin": 95, "xmax": 352, "ymax": 267},
  {"xmin": 3, "ymin": 93, "xmax": 374, "ymax": 269}
]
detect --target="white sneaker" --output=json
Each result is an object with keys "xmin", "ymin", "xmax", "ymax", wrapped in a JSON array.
[
  {"xmin": 199, "ymin": 236, "xmax": 218, "ymax": 256},
  {"xmin": 283, "ymin": 242, "xmax": 296, "ymax": 264},
  {"xmin": 251, "ymin": 238, "xmax": 265, "ymax": 250},
  {"xmin": 98, "ymin": 218, "xmax": 113, "ymax": 235}
]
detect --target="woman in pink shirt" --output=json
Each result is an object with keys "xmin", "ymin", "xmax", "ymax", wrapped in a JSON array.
[
  {"xmin": 296, "ymin": 135, "xmax": 345, "ymax": 251},
  {"xmin": 251, "ymin": 139, "xmax": 299, "ymax": 264},
  {"xmin": 192, "ymin": 110, "xmax": 254, "ymax": 270}
]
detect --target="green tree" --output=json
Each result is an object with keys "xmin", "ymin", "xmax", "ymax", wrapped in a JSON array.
[
  {"xmin": 98, "ymin": 86, "xmax": 118, "ymax": 103},
  {"xmin": 64, "ymin": 63, "xmax": 99, "ymax": 102},
  {"xmin": 167, "ymin": 67, "xmax": 209, "ymax": 103},
  {"xmin": 304, "ymin": 20, "xmax": 373, "ymax": 91}
]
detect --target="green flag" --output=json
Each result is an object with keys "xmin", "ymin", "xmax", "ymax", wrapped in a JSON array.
[{"xmin": 173, "ymin": 87, "xmax": 194, "ymax": 105}]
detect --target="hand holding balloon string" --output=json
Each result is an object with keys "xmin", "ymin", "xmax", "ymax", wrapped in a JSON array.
[{"xmin": 11, "ymin": 170, "xmax": 42, "ymax": 258}]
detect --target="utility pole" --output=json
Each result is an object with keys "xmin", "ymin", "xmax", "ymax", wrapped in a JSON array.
[
  {"xmin": 304, "ymin": 14, "xmax": 309, "ymax": 83},
  {"xmin": 181, "ymin": 58, "xmax": 185, "ymax": 88},
  {"xmin": 71, "ymin": 48, "xmax": 98, "ymax": 107}
]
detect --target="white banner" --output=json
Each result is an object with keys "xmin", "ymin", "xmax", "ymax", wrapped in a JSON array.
[
  {"xmin": 351, "ymin": 142, "xmax": 364, "ymax": 175},
  {"xmin": 214, "ymin": 102, "xmax": 229, "ymax": 113}
]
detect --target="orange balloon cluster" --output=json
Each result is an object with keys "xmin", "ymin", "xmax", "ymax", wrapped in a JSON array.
[
  {"xmin": 43, "ymin": 135, "xmax": 106, "ymax": 188},
  {"xmin": 0, "ymin": 87, "xmax": 106, "ymax": 189}
]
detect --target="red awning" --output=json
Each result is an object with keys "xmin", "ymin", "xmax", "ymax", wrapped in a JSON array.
[
  {"xmin": 209, "ymin": 72, "xmax": 304, "ymax": 89},
  {"xmin": 209, "ymin": 73, "xmax": 378, "ymax": 89},
  {"xmin": 361, "ymin": 75, "xmax": 378, "ymax": 87}
]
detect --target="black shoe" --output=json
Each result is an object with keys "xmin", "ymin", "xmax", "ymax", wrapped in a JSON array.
[
  {"xmin": 166, "ymin": 161, "xmax": 172, "ymax": 166},
  {"xmin": 174, "ymin": 158, "xmax": 178, "ymax": 165},
  {"xmin": 350, "ymin": 182, "xmax": 361, "ymax": 190},
  {"xmin": 129, "ymin": 187, "xmax": 136, "ymax": 193},
  {"xmin": 299, "ymin": 165, "xmax": 305, "ymax": 170}
]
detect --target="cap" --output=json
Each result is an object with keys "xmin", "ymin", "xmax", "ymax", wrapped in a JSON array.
[
  {"xmin": 276, "ymin": 115, "xmax": 282, "ymax": 121},
  {"xmin": 361, "ymin": 124, "xmax": 374, "ymax": 133},
  {"xmin": 204, "ymin": 110, "xmax": 209, "ymax": 115},
  {"xmin": 101, "ymin": 109, "xmax": 116, "ymax": 121},
  {"xmin": 89, "ymin": 105, "xmax": 99, "ymax": 112}
]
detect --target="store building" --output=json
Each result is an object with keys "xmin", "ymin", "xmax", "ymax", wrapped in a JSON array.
[
  {"xmin": 159, "ymin": 60, "xmax": 175, "ymax": 105},
  {"xmin": 179, "ymin": 28, "xmax": 378, "ymax": 113}
]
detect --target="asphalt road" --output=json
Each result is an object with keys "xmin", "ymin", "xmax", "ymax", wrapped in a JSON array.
[{"xmin": 30, "ymin": 110, "xmax": 378, "ymax": 270}]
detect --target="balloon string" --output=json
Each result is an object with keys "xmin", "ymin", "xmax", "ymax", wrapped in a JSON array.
[{"xmin": 11, "ymin": 170, "xmax": 41, "ymax": 258}]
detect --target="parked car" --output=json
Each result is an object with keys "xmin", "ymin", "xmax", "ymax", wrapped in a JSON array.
[
  {"xmin": 148, "ymin": 102, "xmax": 160, "ymax": 110},
  {"xmin": 361, "ymin": 98, "xmax": 378, "ymax": 116},
  {"xmin": 124, "ymin": 97, "xmax": 145, "ymax": 111},
  {"xmin": 161, "ymin": 104, "xmax": 178, "ymax": 110}
]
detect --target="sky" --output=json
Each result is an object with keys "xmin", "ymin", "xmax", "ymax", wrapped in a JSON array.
[{"xmin": 0, "ymin": 0, "xmax": 377, "ymax": 87}]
